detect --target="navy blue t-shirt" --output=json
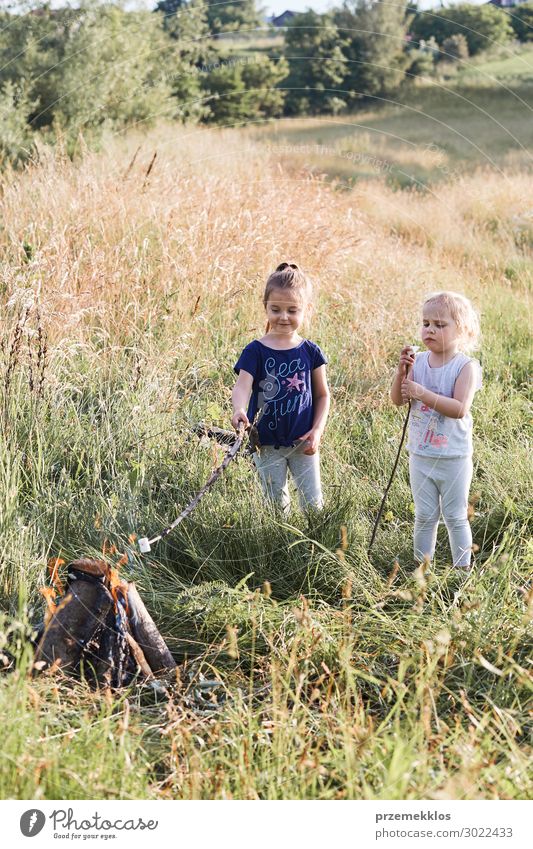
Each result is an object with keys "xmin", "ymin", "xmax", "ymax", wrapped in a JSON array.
[{"xmin": 234, "ymin": 339, "xmax": 328, "ymax": 447}]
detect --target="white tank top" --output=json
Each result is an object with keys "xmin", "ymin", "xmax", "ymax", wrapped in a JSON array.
[{"xmin": 407, "ymin": 351, "xmax": 482, "ymax": 458}]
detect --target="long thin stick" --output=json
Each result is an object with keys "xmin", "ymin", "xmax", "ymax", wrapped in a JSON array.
[
  {"xmin": 368, "ymin": 351, "xmax": 417, "ymax": 554},
  {"xmin": 138, "ymin": 424, "xmax": 245, "ymax": 553},
  {"xmin": 367, "ymin": 404, "xmax": 411, "ymax": 554}
]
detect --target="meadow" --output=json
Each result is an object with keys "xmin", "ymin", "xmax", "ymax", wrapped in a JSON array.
[{"xmin": 0, "ymin": 89, "xmax": 531, "ymax": 798}]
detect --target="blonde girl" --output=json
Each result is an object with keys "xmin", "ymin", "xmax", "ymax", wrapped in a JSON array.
[
  {"xmin": 232, "ymin": 262, "xmax": 330, "ymax": 513},
  {"xmin": 391, "ymin": 291, "xmax": 482, "ymax": 569}
]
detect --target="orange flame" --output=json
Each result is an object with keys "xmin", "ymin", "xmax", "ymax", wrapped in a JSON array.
[
  {"xmin": 46, "ymin": 558, "xmax": 65, "ymax": 596},
  {"xmin": 108, "ymin": 567, "xmax": 129, "ymax": 614},
  {"xmin": 102, "ymin": 539, "xmax": 118, "ymax": 557},
  {"xmin": 39, "ymin": 586, "xmax": 57, "ymax": 626}
]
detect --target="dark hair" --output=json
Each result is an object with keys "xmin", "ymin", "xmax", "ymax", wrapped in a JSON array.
[{"xmin": 263, "ymin": 262, "xmax": 313, "ymax": 307}]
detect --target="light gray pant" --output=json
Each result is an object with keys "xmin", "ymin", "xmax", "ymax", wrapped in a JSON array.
[
  {"xmin": 409, "ymin": 454, "xmax": 474, "ymax": 567},
  {"xmin": 252, "ymin": 442, "xmax": 323, "ymax": 514}
]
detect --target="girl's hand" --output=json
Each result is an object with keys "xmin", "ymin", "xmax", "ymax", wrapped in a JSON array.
[
  {"xmin": 398, "ymin": 345, "xmax": 416, "ymax": 373},
  {"xmin": 231, "ymin": 409, "xmax": 249, "ymax": 431},
  {"xmin": 401, "ymin": 378, "xmax": 424, "ymax": 403},
  {"xmin": 298, "ymin": 428, "xmax": 321, "ymax": 455}
]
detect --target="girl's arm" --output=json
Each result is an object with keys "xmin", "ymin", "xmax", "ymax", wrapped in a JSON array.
[
  {"xmin": 231, "ymin": 370, "xmax": 253, "ymax": 429},
  {"xmin": 299, "ymin": 365, "xmax": 330, "ymax": 455},
  {"xmin": 402, "ymin": 362, "xmax": 478, "ymax": 419}
]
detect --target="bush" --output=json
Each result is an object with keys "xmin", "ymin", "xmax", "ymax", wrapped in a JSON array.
[
  {"xmin": 333, "ymin": 1, "xmax": 410, "ymax": 103},
  {"xmin": 507, "ymin": 3, "xmax": 533, "ymax": 42},
  {"xmin": 201, "ymin": 54, "xmax": 288, "ymax": 124},
  {"xmin": 0, "ymin": 82, "xmax": 37, "ymax": 167},
  {"xmin": 0, "ymin": 4, "xmax": 180, "ymax": 148},
  {"xmin": 440, "ymin": 33, "xmax": 470, "ymax": 64},
  {"xmin": 283, "ymin": 11, "xmax": 348, "ymax": 115},
  {"xmin": 411, "ymin": 4, "xmax": 514, "ymax": 56}
]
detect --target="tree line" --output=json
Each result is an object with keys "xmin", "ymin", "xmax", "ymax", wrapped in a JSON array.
[{"xmin": 1, "ymin": 0, "xmax": 531, "ymax": 166}]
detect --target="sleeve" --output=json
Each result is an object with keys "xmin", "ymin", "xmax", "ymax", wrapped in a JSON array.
[
  {"xmin": 311, "ymin": 342, "xmax": 328, "ymax": 370},
  {"xmin": 234, "ymin": 342, "xmax": 260, "ymax": 377},
  {"xmin": 458, "ymin": 357, "xmax": 482, "ymax": 392},
  {"xmin": 472, "ymin": 358, "xmax": 482, "ymax": 391}
]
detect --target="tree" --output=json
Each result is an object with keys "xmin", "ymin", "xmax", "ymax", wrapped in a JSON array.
[
  {"xmin": 507, "ymin": 3, "xmax": 533, "ymax": 43},
  {"xmin": 405, "ymin": 37, "xmax": 439, "ymax": 80},
  {"xmin": 440, "ymin": 33, "xmax": 469, "ymax": 64},
  {"xmin": 410, "ymin": 4, "xmax": 514, "ymax": 56},
  {"xmin": 201, "ymin": 53, "xmax": 287, "ymax": 123},
  {"xmin": 0, "ymin": 3, "xmax": 178, "ymax": 135},
  {"xmin": 155, "ymin": 0, "xmax": 187, "ymax": 15},
  {"xmin": 154, "ymin": 0, "xmax": 212, "ymax": 120},
  {"xmin": 205, "ymin": 0, "xmax": 261, "ymax": 37},
  {"xmin": 47, "ymin": 5, "xmax": 178, "ymax": 134},
  {"xmin": 0, "ymin": 81, "xmax": 37, "ymax": 166},
  {"xmin": 283, "ymin": 11, "xmax": 348, "ymax": 115},
  {"xmin": 333, "ymin": 1, "xmax": 410, "ymax": 104}
]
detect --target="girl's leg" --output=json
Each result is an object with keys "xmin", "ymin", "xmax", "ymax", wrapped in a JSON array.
[
  {"xmin": 409, "ymin": 454, "xmax": 441, "ymax": 564},
  {"xmin": 440, "ymin": 457, "xmax": 474, "ymax": 568},
  {"xmin": 252, "ymin": 446, "xmax": 290, "ymax": 513},
  {"xmin": 287, "ymin": 443, "xmax": 324, "ymax": 511}
]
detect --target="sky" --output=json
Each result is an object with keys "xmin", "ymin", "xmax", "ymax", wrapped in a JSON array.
[
  {"xmin": 262, "ymin": 0, "xmax": 488, "ymax": 17},
  {"xmin": 85, "ymin": 0, "xmax": 491, "ymax": 19},
  {"xmin": 2, "ymin": 0, "xmax": 490, "ymax": 22}
]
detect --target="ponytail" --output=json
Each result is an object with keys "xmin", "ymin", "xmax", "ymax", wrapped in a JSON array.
[{"xmin": 263, "ymin": 262, "xmax": 313, "ymax": 308}]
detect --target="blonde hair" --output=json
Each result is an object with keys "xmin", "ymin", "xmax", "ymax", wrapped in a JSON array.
[
  {"xmin": 263, "ymin": 262, "xmax": 313, "ymax": 307},
  {"xmin": 423, "ymin": 291, "xmax": 480, "ymax": 353}
]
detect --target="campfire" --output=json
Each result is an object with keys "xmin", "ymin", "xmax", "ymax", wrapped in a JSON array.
[
  {"xmin": 32, "ymin": 422, "xmax": 253, "ymax": 689},
  {"xmin": 33, "ymin": 556, "xmax": 176, "ymax": 688}
]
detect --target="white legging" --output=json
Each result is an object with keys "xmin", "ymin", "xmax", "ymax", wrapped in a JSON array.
[
  {"xmin": 409, "ymin": 454, "xmax": 474, "ymax": 567},
  {"xmin": 252, "ymin": 442, "xmax": 323, "ymax": 514}
]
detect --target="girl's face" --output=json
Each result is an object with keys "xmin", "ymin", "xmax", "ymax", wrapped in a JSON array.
[
  {"xmin": 421, "ymin": 302, "xmax": 460, "ymax": 355},
  {"xmin": 265, "ymin": 290, "xmax": 306, "ymax": 337}
]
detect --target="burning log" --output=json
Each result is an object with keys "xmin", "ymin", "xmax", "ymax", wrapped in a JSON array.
[
  {"xmin": 127, "ymin": 583, "xmax": 176, "ymax": 674},
  {"xmin": 33, "ymin": 558, "xmax": 176, "ymax": 688},
  {"xmin": 34, "ymin": 575, "xmax": 113, "ymax": 673}
]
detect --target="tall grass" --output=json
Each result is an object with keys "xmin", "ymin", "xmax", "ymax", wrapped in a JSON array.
[{"xmin": 0, "ymin": 121, "xmax": 531, "ymax": 799}]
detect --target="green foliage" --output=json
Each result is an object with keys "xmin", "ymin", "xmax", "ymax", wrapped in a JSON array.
[
  {"xmin": 405, "ymin": 48, "xmax": 436, "ymax": 80},
  {"xmin": 283, "ymin": 11, "xmax": 348, "ymax": 115},
  {"xmin": 155, "ymin": 0, "xmax": 212, "ymax": 121},
  {"xmin": 0, "ymin": 82, "xmax": 37, "ymax": 166},
  {"xmin": 205, "ymin": 0, "xmax": 261, "ymax": 36},
  {"xmin": 49, "ymin": 6, "xmax": 178, "ymax": 134},
  {"xmin": 410, "ymin": 4, "xmax": 514, "ymax": 56},
  {"xmin": 507, "ymin": 3, "xmax": 533, "ymax": 42},
  {"xmin": 155, "ymin": 0, "xmax": 187, "ymax": 15},
  {"xmin": 333, "ymin": 0, "xmax": 410, "ymax": 103},
  {"xmin": 0, "ymin": 3, "xmax": 180, "ymax": 146},
  {"xmin": 404, "ymin": 36, "xmax": 439, "ymax": 79},
  {"xmin": 440, "ymin": 33, "xmax": 470, "ymax": 64},
  {"xmin": 201, "ymin": 53, "xmax": 288, "ymax": 124}
]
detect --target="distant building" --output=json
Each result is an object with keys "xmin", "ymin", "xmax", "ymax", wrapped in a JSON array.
[
  {"xmin": 487, "ymin": 0, "xmax": 528, "ymax": 7},
  {"xmin": 270, "ymin": 10, "xmax": 296, "ymax": 27}
]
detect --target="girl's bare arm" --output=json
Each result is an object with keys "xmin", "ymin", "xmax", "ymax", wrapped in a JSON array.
[
  {"xmin": 231, "ymin": 370, "xmax": 253, "ymax": 429},
  {"xmin": 401, "ymin": 362, "xmax": 478, "ymax": 419}
]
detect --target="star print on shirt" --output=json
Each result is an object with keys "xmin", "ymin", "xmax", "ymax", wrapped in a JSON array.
[{"xmin": 285, "ymin": 373, "xmax": 305, "ymax": 392}]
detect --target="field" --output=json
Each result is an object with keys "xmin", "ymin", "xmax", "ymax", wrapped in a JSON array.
[
  {"xmin": 0, "ymin": 84, "xmax": 532, "ymax": 799},
  {"xmin": 250, "ymin": 85, "xmax": 533, "ymax": 187},
  {"xmin": 459, "ymin": 44, "xmax": 533, "ymax": 83}
]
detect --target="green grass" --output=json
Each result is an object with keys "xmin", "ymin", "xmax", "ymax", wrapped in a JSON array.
[
  {"xmin": 248, "ymin": 84, "xmax": 533, "ymax": 188},
  {"xmin": 459, "ymin": 44, "xmax": 533, "ymax": 82}
]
